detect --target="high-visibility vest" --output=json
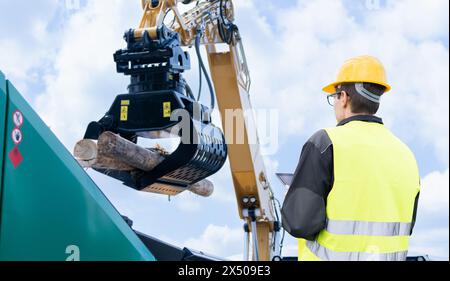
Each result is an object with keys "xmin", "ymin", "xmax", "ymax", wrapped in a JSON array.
[{"xmin": 298, "ymin": 120, "xmax": 420, "ymax": 261}]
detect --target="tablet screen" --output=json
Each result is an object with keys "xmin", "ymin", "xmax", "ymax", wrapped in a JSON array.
[{"xmin": 276, "ymin": 173, "xmax": 294, "ymax": 187}]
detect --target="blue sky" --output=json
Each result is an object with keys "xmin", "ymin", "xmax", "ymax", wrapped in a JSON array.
[{"xmin": 0, "ymin": 0, "xmax": 448, "ymax": 260}]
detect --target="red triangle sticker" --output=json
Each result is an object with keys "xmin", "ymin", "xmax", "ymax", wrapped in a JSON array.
[{"xmin": 9, "ymin": 146, "xmax": 23, "ymax": 168}]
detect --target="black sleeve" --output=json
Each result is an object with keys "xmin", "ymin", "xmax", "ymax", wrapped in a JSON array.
[
  {"xmin": 410, "ymin": 192, "xmax": 420, "ymax": 235},
  {"xmin": 281, "ymin": 130, "xmax": 334, "ymax": 241}
]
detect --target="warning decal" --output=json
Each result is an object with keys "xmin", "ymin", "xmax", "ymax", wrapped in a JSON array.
[
  {"xmin": 9, "ymin": 146, "xmax": 23, "ymax": 168},
  {"xmin": 163, "ymin": 102, "xmax": 171, "ymax": 118},
  {"xmin": 12, "ymin": 128, "xmax": 23, "ymax": 145},
  {"xmin": 13, "ymin": 110, "xmax": 23, "ymax": 128},
  {"xmin": 120, "ymin": 106, "xmax": 128, "ymax": 121}
]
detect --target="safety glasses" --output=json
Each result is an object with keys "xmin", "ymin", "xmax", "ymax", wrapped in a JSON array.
[{"xmin": 327, "ymin": 91, "xmax": 342, "ymax": 106}]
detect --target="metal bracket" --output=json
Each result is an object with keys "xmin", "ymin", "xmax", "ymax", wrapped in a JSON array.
[{"xmin": 243, "ymin": 208, "xmax": 261, "ymax": 261}]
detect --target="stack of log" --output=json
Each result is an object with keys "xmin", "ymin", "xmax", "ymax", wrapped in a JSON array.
[{"xmin": 73, "ymin": 132, "xmax": 214, "ymax": 197}]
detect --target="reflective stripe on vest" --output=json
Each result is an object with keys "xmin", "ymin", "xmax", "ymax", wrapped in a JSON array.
[
  {"xmin": 326, "ymin": 219, "xmax": 412, "ymax": 236},
  {"xmin": 304, "ymin": 219, "xmax": 411, "ymax": 261},
  {"xmin": 306, "ymin": 240, "xmax": 408, "ymax": 261}
]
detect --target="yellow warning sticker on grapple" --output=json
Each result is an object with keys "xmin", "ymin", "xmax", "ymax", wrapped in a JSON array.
[
  {"xmin": 120, "ymin": 106, "xmax": 128, "ymax": 121},
  {"xmin": 121, "ymin": 100, "xmax": 130, "ymax": 106},
  {"xmin": 163, "ymin": 102, "xmax": 171, "ymax": 118}
]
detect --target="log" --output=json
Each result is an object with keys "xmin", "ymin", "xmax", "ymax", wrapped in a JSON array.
[
  {"xmin": 73, "ymin": 132, "xmax": 214, "ymax": 197},
  {"xmin": 74, "ymin": 139, "xmax": 134, "ymax": 171},
  {"xmin": 188, "ymin": 179, "xmax": 214, "ymax": 197},
  {"xmin": 97, "ymin": 131, "xmax": 166, "ymax": 171}
]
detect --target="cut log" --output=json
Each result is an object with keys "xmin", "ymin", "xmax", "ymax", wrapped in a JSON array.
[
  {"xmin": 74, "ymin": 139, "xmax": 134, "ymax": 171},
  {"xmin": 97, "ymin": 131, "xmax": 166, "ymax": 171},
  {"xmin": 73, "ymin": 139, "xmax": 97, "ymax": 160},
  {"xmin": 188, "ymin": 179, "xmax": 214, "ymax": 197},
  {"xmin": 77, "ymin": 155, "xmax": 135, "ymax": 171},
  {"xmin": 73, "ymin": 132, "xmax": 214, "ymax": 197}
]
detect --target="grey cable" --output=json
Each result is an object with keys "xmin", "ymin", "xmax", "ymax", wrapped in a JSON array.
[{"xmin": 195, "ymin": 31, "xmax": 215, "ymax": 109}]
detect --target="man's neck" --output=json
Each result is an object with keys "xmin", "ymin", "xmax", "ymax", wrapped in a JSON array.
[
  {"xmin": 337, "ymin": 114, "xmax": 383, "ymax": 127},
  {"xmin": 343, "ymin": 111, "xmax": 371, "ymax": 120}
]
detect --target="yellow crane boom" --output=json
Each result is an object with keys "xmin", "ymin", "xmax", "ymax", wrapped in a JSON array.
[{"xmin": 109, "ymin": 0, "xmax": 282, "ymax": 261}]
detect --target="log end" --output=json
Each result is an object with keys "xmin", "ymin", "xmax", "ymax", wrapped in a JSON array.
[
  {"xmin": 188, "ymin": 179, "xmax": 214, "ymax": 197},
  {"xmin": 74, "ymin": 139, "xmax": 98, "ymax": 161}
]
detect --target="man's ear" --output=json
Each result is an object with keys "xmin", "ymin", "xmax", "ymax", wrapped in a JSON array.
[{"xmin": 341, "ymin": 91, "xmax": 349, "ymax": 108}]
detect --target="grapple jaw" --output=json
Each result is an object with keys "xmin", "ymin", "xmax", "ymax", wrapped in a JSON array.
[{"xmin": 83, "ymin": 26, "xmax": 227, "ymax": 195}]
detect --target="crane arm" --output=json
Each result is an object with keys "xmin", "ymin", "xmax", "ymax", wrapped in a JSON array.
[
  {"xmin": 83, "ymin": 0, "xmax": 282, "ymax": 261},
  {"xmin": 137, "ymin": 0, "xmax": 233, "ymax": 46},
  {"xmin": 165, "ymin": 0, "xmax": 280, "ymax": 260},
  {"xmin": 137, "ymin": 0, "xmax": 281, "ymax": 261}
]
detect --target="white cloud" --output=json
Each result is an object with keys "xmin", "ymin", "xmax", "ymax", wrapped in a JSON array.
[
  {"xmin": 33, "ymin": 0, "xmax": 141, "ymax": 148},
  {"xmin": 181, "ymin": 224, "xmax": 299, "ymax": 261},
  {"xmin": 226, "ymin": 253, "xmax": 243, "ymax": 261},
  {"xmin": 171, "ymin": 192, "xmax": 203, "ymax": 213},
  {"xmin": 368, "ymin": 0, "xmax": 449, "ymax": 41},
  {"xmin": 280, "ymin": 243, "xmax": 298, "ymax": 258},
  {"xmin": 419, "ymin": 169, "xmax": 449, "ymax": 215},
  {"xmin": 183, "ymin": 224, "xmax": 243, "ymax": 259},
  {"xmin": 407, "ymin": 169, "xmax": 450, "ymax": 260},
  {"xmin": 0, "ymin": 0, "xmax": 60, "ymax": 97},
  {"xmin": 234, "ymin": 0, "xmax": 449, "ymax": 164},
  {"xmin": 208, "ymin": 162, "xmax": 238, "ymax": 204},
  {"xmin": 409, "ymin": 227, "xmax": 449, "ymax": 260}
]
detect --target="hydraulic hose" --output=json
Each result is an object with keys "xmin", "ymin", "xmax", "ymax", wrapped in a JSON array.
[{"xmin": 195, "ymin": 32, "xmax": 215, "ymax": 110}]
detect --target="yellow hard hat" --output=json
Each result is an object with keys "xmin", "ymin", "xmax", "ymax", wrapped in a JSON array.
[{"xmin": 322, "ymin": 55, "xmax": 391, "ymax": 94}]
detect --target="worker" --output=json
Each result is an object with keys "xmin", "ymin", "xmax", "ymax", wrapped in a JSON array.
[{"xmin": 281, "ymin": 55, "xmax": 420, "ymax": 261}]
